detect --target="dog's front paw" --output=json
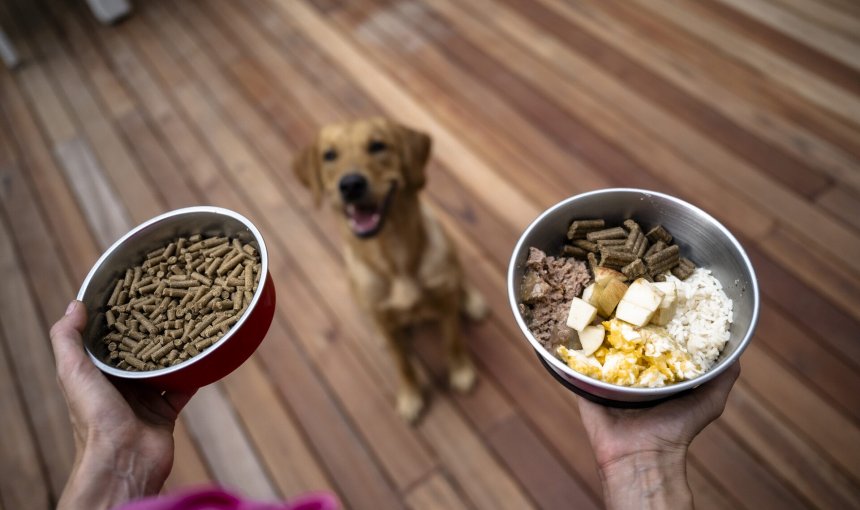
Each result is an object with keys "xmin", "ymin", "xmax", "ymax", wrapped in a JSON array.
[
  {"xmin": 449, "ymin": 360, "xmax": 477, "ymax": 393},
  {"xmin": 397, "ymin": 387, "xmax": 424, "ymax": 423}
]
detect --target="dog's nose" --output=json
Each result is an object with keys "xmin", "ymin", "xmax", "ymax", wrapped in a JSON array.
[{"xmin": 339, "ymin": 173, "xmax": 368, "ymax": 202}]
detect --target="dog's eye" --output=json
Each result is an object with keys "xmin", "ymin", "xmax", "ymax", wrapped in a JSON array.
[
  {"xmin": 368, "ymin": 140, "xmax": 387, "ymax": 154},
  {"xmin": 322, "ymin": 148, "xmax": 338, "ymax": 162}
]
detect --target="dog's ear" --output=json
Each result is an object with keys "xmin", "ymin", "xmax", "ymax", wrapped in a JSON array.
[
  {"xmin": 293, "ymin": 140, "xmax": 322, "ymax": 207},
  {"xmin": 396, "ymin": 124, "xmax": 432, "ymax": 191}
]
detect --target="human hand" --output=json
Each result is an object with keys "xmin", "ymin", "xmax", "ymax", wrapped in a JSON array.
[
  {"xmin": 578, "ymin": 362, "xmax": 740, "ymax": 509},
  {"xmin": 51, "ymin": 301, "xmax": 196, "ymax": 510}
]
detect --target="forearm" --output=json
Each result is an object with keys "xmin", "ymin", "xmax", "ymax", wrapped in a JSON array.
[
  {"xmin": 58, "ymin": 437, "xmax": 169, "ymax": 510},
  {"xmin": 599, "ymin": 451, "xmax": 693, "ymax": 510}
]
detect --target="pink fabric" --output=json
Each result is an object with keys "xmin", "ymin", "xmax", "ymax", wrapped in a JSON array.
[{"xmin": 117, "ymin": 487, "xmax": 339, "ymax": 510}]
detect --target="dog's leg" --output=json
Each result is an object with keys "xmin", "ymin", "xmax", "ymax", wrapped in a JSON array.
[
  {"xmin": 442, "ymin": 302, "xmax": 477, "ymax": 392},
  {"xmin": 461, "ymin": 281, "xmax": 488, "ymax": 321},
  {"xmin": 378, "ymin": 321, "xmax": 424, "ymax": 422}
]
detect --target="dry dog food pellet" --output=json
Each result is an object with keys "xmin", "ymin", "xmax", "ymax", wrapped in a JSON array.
[
  {"xmin": 98, "ymin": 234, "xmax": 261, "ymax": 371},
  {"xmin": 562, "ymin": 218, "xmax": 696, "ymax": 282}
]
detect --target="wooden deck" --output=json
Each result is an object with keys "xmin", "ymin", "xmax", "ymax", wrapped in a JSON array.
[{"xmin": 1, "ymin": 0, "xmax": 859, "ymax": 508}]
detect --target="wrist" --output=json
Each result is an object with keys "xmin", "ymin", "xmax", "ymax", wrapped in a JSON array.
[
  {"xmin": 59, "ymin": 431, "xmax": 171, "ymax": 510},
  {"xmin": 599, "ymin": 450, "xmax": 692, "ymax": 510}
]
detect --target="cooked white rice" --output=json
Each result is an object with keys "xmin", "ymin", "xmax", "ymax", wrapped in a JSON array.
[{"xmin": 664, "ymin": 268, "xmax": 733, "ymax": 371}]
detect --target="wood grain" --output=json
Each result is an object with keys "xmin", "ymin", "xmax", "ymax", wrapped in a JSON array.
[{"xmin": 1, "ymin": 0, "xmax": 858, "ymax": 508}]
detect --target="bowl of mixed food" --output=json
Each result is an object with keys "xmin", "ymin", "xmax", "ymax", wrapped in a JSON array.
[
  {"xmin": 77, "ymin": 206, "xmax": 276, "ymax": 391},
  {"xmin": 507, "ymin": 189, "xmax": 759, "ymax": 404}
]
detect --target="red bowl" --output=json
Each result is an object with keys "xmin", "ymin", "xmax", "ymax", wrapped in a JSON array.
[{"xmin": 77, "ymin": 206, "xmax": 276, "ymax": 391}]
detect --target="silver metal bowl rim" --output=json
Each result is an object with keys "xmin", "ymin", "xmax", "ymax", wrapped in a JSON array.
[
  {"xmin": 507, "ymin": 188, "xmax": 760, "ymax": 396},
  {"xmin": 77, "ymin": 206, "xmax": 270, "ymax": 379}
]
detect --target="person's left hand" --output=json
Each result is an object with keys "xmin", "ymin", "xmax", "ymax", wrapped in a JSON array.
[{"xmin": 51, "ymin": 301, "xmax": 196, "ymax": 509}]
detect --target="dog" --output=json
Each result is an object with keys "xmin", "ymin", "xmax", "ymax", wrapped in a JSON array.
[{"xmin": 293, "ymin": 118, "xmax": 487, "ymax": 421}]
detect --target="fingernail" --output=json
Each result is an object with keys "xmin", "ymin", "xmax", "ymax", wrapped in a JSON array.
[{"xmin": 65, "ymin": 301, "xmax": 77, "ymax": 316}]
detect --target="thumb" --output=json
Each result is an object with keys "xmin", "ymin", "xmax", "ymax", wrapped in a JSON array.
[{"xmin": 49, "ymin": 301, "xmax": 90, "ymax": 373}]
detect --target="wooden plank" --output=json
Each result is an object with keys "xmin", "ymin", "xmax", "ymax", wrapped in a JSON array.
[
  {"xmin": 239, "ymin": 0, "xmax": 604, "ymax": 208},
  {"xmin": 723, "ymin": 383, "xmax": 860, "ymax": 508},
  {"xmin": 620, "ymin": 0, "xmax": 860, "ymax": 194},
  {"xmin": 754, "ymin": 303, "xmax": 860, "ymax": 422},
  {"xmin": 53, "ymin": 137, "xmax": 131, "ymax": 247},
  {"xmin": 504, "ymin": 0, "xmax": 855, "ymax": 188},
  {"xmin": 487, "ymin": 414, "xmax": 600, "ymax": 509},
  {"xmin": 0, "ymin": 212, "xmax": 74, "ymax": 498},
  {"xmin": 696, "ymin": 0, "xmax": 860, "ymax": 96},
  {"xmin": 0, "ymin": 63, "xmax": 99, "ymax": 284},
  {"xmin": 759, "ymin": 226, "xmax": 860, "ymax": 323},
  {"xmin": 739, "ymin": 343, "xmax": 860, "ymax": 477},
  {"xmin": 650, "ymin": 0, "xmax": 860, "ymax": 130},
  {"xmin": 220, "ymin": 357, "xmax": 336, "ymax": 498},
  {"xmin": 267, "ymin": 0, "xmax": 541, "ymax": 232},
  {"xmin": 816, "ymin": 186, "xmax": 860, "ymax": 232},
  {"xmin": 715, "ymin": 0, "xmax": 860, "ymax": 71},
  {"xmin": 182, "ymin": 385, "xmax": 280, "ymax": 500},
  {"xmin": 163, "ymin": 417, "xmax": 213, "ymax": 491},
  {"xmin": 115, "ymin": 109, "xmax": 199, "ymax": 209},
  {"xmin": 745, "ymin": 242, "xmax": 860, "ymax": 367},
  {"xmin": 422, "ymin": 0, "xmax": 775, "ymax": 242},
  {"xmin": 0, "ymin": 324, "xmax": 51, "ymax": 510},
  {"xmin": 254, "ymin": 316, "xmax": 403, "ymax": 509},
  {"xmin": 689, "ymin": 413, "xmax": 809, "ymax": 509},
  {"xmin": 416, "ymin": 399, "xmax": 537, "ymax": 510},
  {"xmin": 501, "ymin": 0, "xmax": 860, "ymax": 276},
  {"xmin": 405, "ymin": 471, "xmax": 473, "ymax": 510},
  {"xmin": 13, "ymin": 0, "xmax": 163, "ymax": 224}
]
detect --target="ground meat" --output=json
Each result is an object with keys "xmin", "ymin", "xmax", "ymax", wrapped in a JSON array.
[{"xmin": 519, "ymin": 247, "xmax": 592, "ymax": 352}]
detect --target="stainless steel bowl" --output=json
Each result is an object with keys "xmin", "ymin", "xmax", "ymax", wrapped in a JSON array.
[
  {"xmin": 507, "ymin": 189, "xmax": 759, "ymax": 403},
  {"xmin": 77, "ymin": 206, "xmax": 276, "ymax": 391}
]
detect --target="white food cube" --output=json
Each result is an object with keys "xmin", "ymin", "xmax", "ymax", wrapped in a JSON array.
[
  {"xmin": 581, "ymin": 283, "xmax": 598, "ymax": 306},
  {"xmin": 651, "ymin": 281, "xmax": 678, "ymax": 326},
  {"xmin": 615, "ymin": 299, "xmax": 655, "ymax": 327},
  {"xmin": 622, "ymin": 278, "xmax": 664, "ymax": 312},
  {"xmin": 578, "ymin": 325, "xmax": 605, "ymax": 356},
  {"xmin": 566, "ymin": 297, "xmax": 597, "ymax": 332}
]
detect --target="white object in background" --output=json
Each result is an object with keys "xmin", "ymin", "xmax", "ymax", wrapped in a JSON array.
[
  {"xmin": 0, "ymin": 28, "xmax": 19, "ymax": 69},
  {"xmin": 86, "ymin": 0, "xmax": 133, "ymax": 25}
]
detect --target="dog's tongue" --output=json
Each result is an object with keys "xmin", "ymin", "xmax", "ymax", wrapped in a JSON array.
[{"xmin": 348, "ymin": 206, "xmax": 381, "ymax": 234}]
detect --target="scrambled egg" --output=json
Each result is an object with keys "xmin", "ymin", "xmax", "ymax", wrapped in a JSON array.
[{"xmin": 557, "ymin": 318, "xmax": 702, "ymax": 387}]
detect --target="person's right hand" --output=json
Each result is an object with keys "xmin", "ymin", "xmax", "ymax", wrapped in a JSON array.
[
  {"xmin": 51, "ymin": 301, "xmax": 196, "ymax": 510},
  {"xmin": 578, "ymin": 362, "xmax": 740, "ymax": 509}
]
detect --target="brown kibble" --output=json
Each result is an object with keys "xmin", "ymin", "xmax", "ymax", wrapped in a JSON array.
[
  {"xmin": 646, "ymin": 225, "xmax": 673, "ymax": 244},
  {"xmin": 586, "ymin": 227, "xmax": 627, "ymax": 241},
  {"xmin": 562, "ymin": 245, "xmax": 588, "ymax": 258},
  {"xmin": 571, "ymin": 239, "xmax": 599, "ymax": 253},
  {"xmin": 567, "ymin": 219, "xmax": 605, "ymax": 240},
  {"xmin": 108, "ymin": 279, "xmax": 124, "ymax": 307},
  {"xmin": 100, "ymin": 233, "xmax": 261, "ymax": 371},
  {"xmin": 622, "ymin": 259, "xmax": 647, "ymax": 280},
  {"xmin": 121, "ymin": 352, "xmax": 146, "ymax": 370},
  {"xmin": 217, "ymin": 252, "xmax": 245, "ymax": 276}
]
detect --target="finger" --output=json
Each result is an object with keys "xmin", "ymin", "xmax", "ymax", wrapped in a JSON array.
[{"xmin": 49, "ymin": 301, "xmax": 89, "ymax": 372}]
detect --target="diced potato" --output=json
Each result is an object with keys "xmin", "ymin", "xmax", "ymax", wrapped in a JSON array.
[
  {"xmin": 615, "ymin": 300, "xmax": 655, "ymax": 327},
  {"xmin": 566, "ymin": 297, "xmax": 597, "ymax": 332},
  {"xmin": 579, "ymin": 325, "xmax": 605, "ymax": 356}
]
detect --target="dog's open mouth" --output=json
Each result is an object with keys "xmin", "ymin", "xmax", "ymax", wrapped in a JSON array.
[{"xmin": 344, "ymin": 182, "xmax": 397, "ymax": 238}]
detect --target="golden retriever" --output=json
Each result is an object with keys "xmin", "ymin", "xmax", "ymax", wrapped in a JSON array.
[{"xmin": 293, "ymin": 118, "xmax": 486, "ymax": 421}]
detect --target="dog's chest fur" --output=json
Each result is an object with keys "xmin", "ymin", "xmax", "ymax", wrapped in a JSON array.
[{"xmin": 344, "ymin": 203, "xmax": 459, "ymax": 325}]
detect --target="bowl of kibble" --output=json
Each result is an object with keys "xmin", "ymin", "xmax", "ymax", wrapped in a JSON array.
[
  {"xmin": 508, "ymin": 188, "xmax": 759, "ymax": 404},
  {"xmin": 77, "ymin": 206, "xmax": 276, "ymax": 391}
]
